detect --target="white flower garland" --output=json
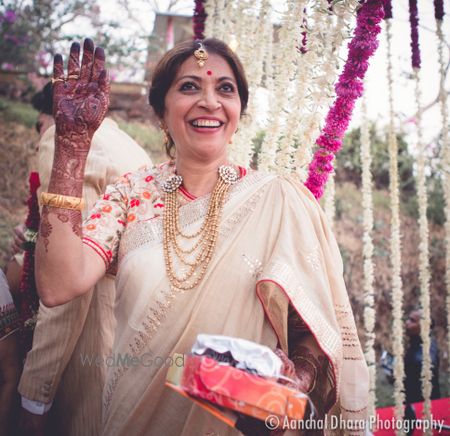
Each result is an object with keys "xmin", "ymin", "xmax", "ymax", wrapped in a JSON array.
[
  {"xmin": 360, "ymin": 92, "xmax": 376, "ymax": 418},
  {"xmin": 258, "ymin": 0, "xmax": 304, "ymax": 172},
  {"xmin": 413, "ymin": 65, "xmax": 432, "ymax": 427},
  {"xmin": 203, "ymin": 0, "xmax": 217, "ymax": 37},
  {"xmin": 229, "ymin": 0, "xmax": 271, "ymax": 166},
  {"xmin": 211, "ymin": 0, "xmax": 227, "ymax": 40},
  {"xmin": 294, "ymin": 0, "xmax": 358, "ymax": 182},
  {"xmin": 324, "ymin": 170, "xmax": 336, "ymax": 225},
  {"xmin": 436, "ymin": 18, "xmax": 450, "ymax": 383},
  {"xmin": 385, "ymin": 19, "xmax": 405, "ymax": 426}
]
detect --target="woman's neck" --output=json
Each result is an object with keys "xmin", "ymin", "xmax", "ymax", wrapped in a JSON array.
[{"xmin": 175, "ymin": 155, "xmax": 228, "ymax": 197}]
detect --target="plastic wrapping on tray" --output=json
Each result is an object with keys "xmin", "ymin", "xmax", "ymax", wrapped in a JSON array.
[
  {"xmin": 191, "ymin": 334, "xmax": 283, "ymax": 377},
  {"xmin": 165, "ymin": 335, "xmax": 309, "ymax": 429}
]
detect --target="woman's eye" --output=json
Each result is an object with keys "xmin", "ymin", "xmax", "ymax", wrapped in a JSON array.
[
  {"xmin": 180, "ymin": 82, "xmax": 198, "ymax": 91},
  {"xmin": 219, "ymin": 83, "xmax": 235, "ymax": 92}
]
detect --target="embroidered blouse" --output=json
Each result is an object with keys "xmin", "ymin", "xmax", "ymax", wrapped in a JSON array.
[{"xmin": 82, "ymin": 162, "xmax": 247, "ymax": 274}]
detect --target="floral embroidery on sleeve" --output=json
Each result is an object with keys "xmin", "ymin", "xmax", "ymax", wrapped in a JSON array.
[
  {"xmin": 81, "ymin": 165, "xmax": 171, "ymax": 272},
  {"xmin": 82, "ymin": 173, "xmax": 132, "ymax": 272}
]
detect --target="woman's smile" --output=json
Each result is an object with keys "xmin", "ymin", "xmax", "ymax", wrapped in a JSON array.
[{"xmin": 189, "ymin": 116, "xmax": 224, "ymax": 134}]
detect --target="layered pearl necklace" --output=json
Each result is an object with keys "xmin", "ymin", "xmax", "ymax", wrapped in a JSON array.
[{"xmin": 162, "ymin": 165, "xmax": 239, "ymax": 291}]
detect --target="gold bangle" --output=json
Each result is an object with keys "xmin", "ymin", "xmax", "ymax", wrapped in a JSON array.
[{"xmin": 40, "ymin": 192, "xmax": 84, "ymax": 211}]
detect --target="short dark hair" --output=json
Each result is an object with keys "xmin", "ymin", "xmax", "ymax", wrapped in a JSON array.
[
  {"xmin": 31, "ymin": 81, "xmax": 53, "ymax": 115},
  {"xmin": 149, "ymin": 38, "xmax": 249, "ymax": 157}
]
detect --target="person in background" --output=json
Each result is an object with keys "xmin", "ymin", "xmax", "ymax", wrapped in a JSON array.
[
  {"xmin": 15, "ymin": 81, "xmax": 152, "ymax": 435},
  {"xmin": 0, "ymin": 268, "xmax": 21, "ymax": 436}
]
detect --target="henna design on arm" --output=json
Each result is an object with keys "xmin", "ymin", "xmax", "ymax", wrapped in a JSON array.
[
  {"xmin": 39, "ymin": 39, "xmax": 110, "ymax": 249},
  {"xmin": 287, "ymin": 306, "xmax": 335, "ymax": 419}
]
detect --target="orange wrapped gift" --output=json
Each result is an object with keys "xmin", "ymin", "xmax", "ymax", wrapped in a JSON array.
[{"xmin": 166, "ymin": 353, "xmax": 308, "ymax": 428}]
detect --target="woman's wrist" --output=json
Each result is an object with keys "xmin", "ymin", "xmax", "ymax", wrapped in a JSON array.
[{"xmin": 48, "ymin": 138, "xmax": 90, "ymax": 196}]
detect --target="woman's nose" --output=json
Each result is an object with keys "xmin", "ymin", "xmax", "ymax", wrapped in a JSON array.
[{"xmin": 198, "ymin": 88, "xmax": 221, "ymax": 111}]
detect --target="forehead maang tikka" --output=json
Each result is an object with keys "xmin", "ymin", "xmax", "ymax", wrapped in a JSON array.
[{"xmin": 194, "ymin": 42, "xmax": 208, "ymax": 67}]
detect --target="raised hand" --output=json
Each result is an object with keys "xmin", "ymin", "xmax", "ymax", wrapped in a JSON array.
[{"xmin": 52, "ymin": 39, "xmax": 109, "ymax": 147}]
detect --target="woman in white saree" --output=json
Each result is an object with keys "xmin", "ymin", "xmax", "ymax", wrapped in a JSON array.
[{"xmin": 35, "ymin": 38, "xmax": 369, "ymax": 435}]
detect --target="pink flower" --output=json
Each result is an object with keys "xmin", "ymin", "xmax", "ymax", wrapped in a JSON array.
[{"xmin": 305, "ymin": 0, "xmax": 384, "ymax": 199}]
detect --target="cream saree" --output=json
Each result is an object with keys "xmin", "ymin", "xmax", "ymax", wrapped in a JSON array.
[{"xmin": 87, "ymin": 169, "xmax": 368, "ymax": 435}]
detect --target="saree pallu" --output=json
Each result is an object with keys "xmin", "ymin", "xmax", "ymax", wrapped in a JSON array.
[{"xmin": 100, "ymin": 171, "xmax": 369, "ymax": 436}]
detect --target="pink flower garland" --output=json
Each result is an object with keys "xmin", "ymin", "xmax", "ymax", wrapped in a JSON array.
[
  {"xmin": 384, "ymin": 0, "xmax": 392, "ymax": 19},
  {"xmin": 434, "ymin": 0, "xmax": 444, "ymax": 20},
  {"xmin": 409, "ymin": 0, "xmax": 420, "ymax": 69},
  {"xmin": 193, "ymin": 0, "xmax": 207, "ymax": 40},
  {"xmin": 305, "ymin": 0, "xmax": 385, "ymax": 199}
]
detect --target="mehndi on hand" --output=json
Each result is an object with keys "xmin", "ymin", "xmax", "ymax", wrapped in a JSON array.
[{"xmin": 52, "ymin": 38, "xmax": 109, "ymax": 148}]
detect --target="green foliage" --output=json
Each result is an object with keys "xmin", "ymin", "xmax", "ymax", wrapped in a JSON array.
[
  {"xmin": 337, "ymin": 126, "xmax": 415, "ymax": 193},
  {"xmin": 0, "ymin": 96, "xmax": 38, "ymax": 127},
  {"xmin": 250, "ymin": 130, "xmax": 266, "ymax": 168},
  {"xmin": 337, "ymin": 125, "xmax": 445, "ymax": 225},
  {"xmin": 0, "ymin": 1, "xmax": 100, "ymax": 72},
  {"xmin": 0, "ymin": 1, "xmax": 149, "ymax": 77},
  {"xmin": 426, "ymin": 176, "xmax": 446, "ymax": 225}
]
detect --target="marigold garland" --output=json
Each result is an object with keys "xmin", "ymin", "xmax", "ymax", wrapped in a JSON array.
[
  {"xmin": 305, "ymin": 0, "xmax": 384, "ymax": 199},
  {"xmin": 385, "ymin": 15, "xmax": 406, "ymax": 427}
]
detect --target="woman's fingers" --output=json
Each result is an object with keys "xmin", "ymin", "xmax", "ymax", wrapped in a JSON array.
[
  {"xmin": 91, "ymin": 47, "xmax": 105, "ymax": 82},
  {"xmin": 52, "ymin": 53, "xmax": 64, "ymax": 94},
  {"xmin": 67, "ymin": 42, "xmax": 81, "ymax": 78},
  {"xmin": 79, "ymin": 38, "xmax": 95, "ymax": 82},
  {"xmin": 98, "ymin": 69, "xmax": 110, "ymax": 94}
]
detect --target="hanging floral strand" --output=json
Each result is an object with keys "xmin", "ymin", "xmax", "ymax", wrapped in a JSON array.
[
  {"xmin": 434, "ymin": 0, "xmax": 450, "ymax": 385},
  {"xmin": 324, "ymin": 172, "xmax": 336, "ymax": 225},
  {"xmin": 304, "ymin": 0, "xmax": 384, "ymax": 200},
  {"xmin": 229, "ymin": 0, "xmax": 269, "ymax": 166},
  {"xmin": 258, "ymin": 0, "xmax": 304, "ymax": 172},
  {"xmin": 18, "ymin": 171, "xmax": 41, "ymax": 356},
  {"xmin": 385, "ymin": 10, "xmax": 406, "ymax": 429},
  {"xmin": 295, "ymin": 1, "xmax": 358, "ymax": 184},
  {"xmin": 193, "ymin": 0, "xmax": 207, "ymax": 40},
  {"xmin": 360, "ymin": 92, "xmax": 376, "ymax": 419},
  {"xmin": 409, "ymin": 0, "xmax": 432, "ymax": 428},
  {"xmin": 316, "ymin": 1, "xmax": 359, "ymax": 222}
]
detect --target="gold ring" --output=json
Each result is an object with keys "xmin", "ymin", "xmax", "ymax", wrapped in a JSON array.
[
  {"xmin": 67, "ymin": 74, "xmax": 79, "ymax": 80},
  {"xmin": 51, "ymin": 78, "xmax": 65, "ymax": 84}
]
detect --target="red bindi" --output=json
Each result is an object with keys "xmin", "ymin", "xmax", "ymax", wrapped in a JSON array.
[{"xmin": 207, "ymin": 70, "xmax": 212, "ymax": 76}]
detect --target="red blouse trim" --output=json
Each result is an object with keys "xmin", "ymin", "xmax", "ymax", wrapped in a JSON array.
[
  {"xmin": 83, "ymin": 237, "xmax": 111, "ymax": 269},
  {"xmin": 179, "ymin": 185, "xmax": 196, "ymax": 201}
]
